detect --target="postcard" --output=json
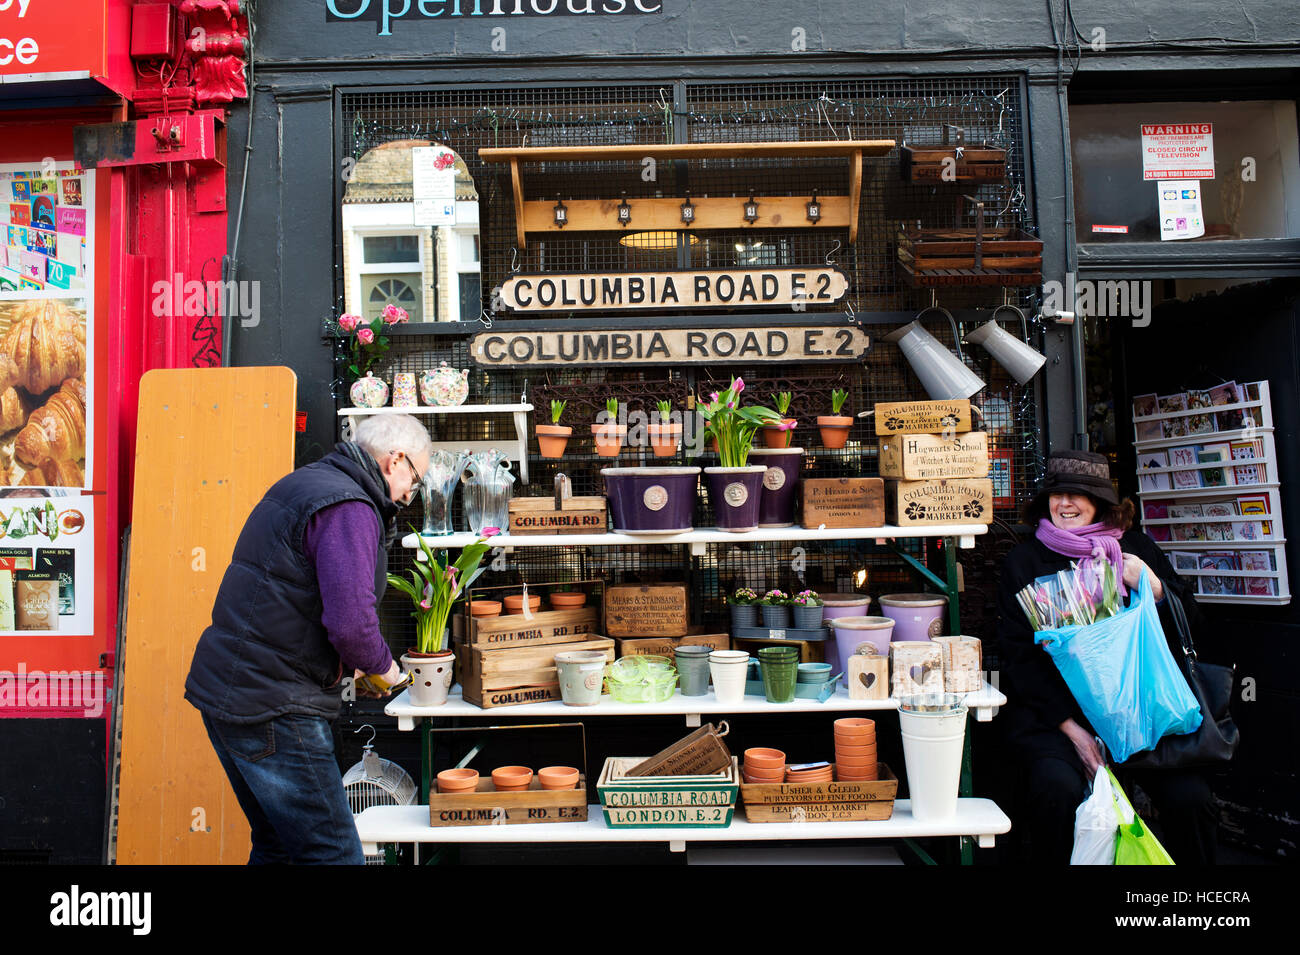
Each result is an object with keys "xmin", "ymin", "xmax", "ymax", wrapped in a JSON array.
[
  {"xmin": 1169, "ymin": 551, "xmax": 1200, "ymax": 572},
  {"xmin": 1168, "ymin": 504, "xmax": 1204, "ymax": 519},
  {"xmin": 1133, "ymin": 393, "xmax": 1158, "ymax": 417},
  {"xmin": 1136, "ymin": 419, "xmax": 1165, "ymax": 442},
  {"xmin": 1186, "ymin": 389, "xmax": 1213, "ymax": 410},
  {"xmin": 1169, "ymin": 445, "xmax": 1200, "ymax": 468},
  {"xmin": 1209, "ymin": 382, "xmax": 1240, "ymax": 406},
  {"xmin": 1159, "ymin": 393, "xmax": 1189, "ymax": 413},
  {"xmin": 1231, "ymin": 521, "xmax": 1264, "ymax": 541}
]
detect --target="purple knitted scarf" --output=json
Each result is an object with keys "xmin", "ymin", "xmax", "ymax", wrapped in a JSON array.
[{"xmin": 1035, "ymin": 518, "xmax": 1127, "ymax": 598}]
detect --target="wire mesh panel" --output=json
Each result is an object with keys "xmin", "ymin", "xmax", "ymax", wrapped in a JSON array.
[{"xmin": 339, "ymin": 75, "xmax": 1044, "ymax": 641}]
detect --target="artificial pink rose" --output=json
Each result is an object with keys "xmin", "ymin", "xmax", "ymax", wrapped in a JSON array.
[
  {"xmin": 338, "ymin": 313, "xmax": 360, "ymax": 332},
  {"xmin": 382, "ymin": 304, "xmax": 409, "ymax": 325},
  {"xmin": 357, "ymin": 327, "xmax": 375, "ymax": 345},
  {"xmin": 394, "ymin": 306, "xmax": 409, "ymax": 324}
]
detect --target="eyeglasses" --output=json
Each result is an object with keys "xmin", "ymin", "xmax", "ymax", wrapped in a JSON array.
[{"xmin": 392, "ymin": 450, "xmax": 424, "ymax": 498}]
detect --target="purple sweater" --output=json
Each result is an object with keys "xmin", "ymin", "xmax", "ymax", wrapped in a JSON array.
[{"xmin": 302, "ymin": 500, "xmax": 395, "ymax": 676}]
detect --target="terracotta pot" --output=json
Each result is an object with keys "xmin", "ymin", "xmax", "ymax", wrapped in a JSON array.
[
  {"xmin": 503, "ymin": 594, "xmax": 543, "ymax": 615},
  {"xmin": 744, "ymin": 770, "xmax": 786, "ymax": 784},
  {"xmin": 536, "ymin": 424, "xmax": 573, "ymax": 459},
  {"xmin": 548, "ymin": 591, "xmax": 587, "ymax": 609},
  {"xmin": 469, "ymin": 599, "xmax": 502, "ymax": 619},
  {"xmin": 835, "ymin": 753, "xmax": 877, "ymax": 769},
  {"xmin": 647, "ymin": 423, "xmax": 682, "ymax": 457},
  {"xmin": 833, "ymin": 717, "xmax": 876, "ymax": 737},
  {"xmin": 436, "ymin": 768, "xmax": 480, "ymax": 794},
  {"xmin": 401, "ymin": 649, "xmax": 456, "ymax": 707},
  {"xmin": 491, "ymin": 766, "xmax": 533, "ymax": 792},
  {"xmin": 817, "ymin": 414, "xmax": 854, "ymax": 449},
  {"xmin": 762, "ymin": 418, "xmax": 798, "ymax": 449},
  {"xmin": 537, "ymin": 766, "xmax": 580, "ymax": 791},
  {"xmin": 591, "ymin": 423, "xmax": 627, "ymax": 457},
  {"xmin": 835, "ymin": 741, "xmax": 878, "ymax": 757},
  {"xmin": 743, "ymin": 748, "xmax": 786, "ymax": 771}
]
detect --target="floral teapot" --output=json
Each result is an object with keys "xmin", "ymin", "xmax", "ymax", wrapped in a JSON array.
[
  {"xmin": 419, "ymin": 361, "xmax": 469, "ymax": 407},
  {"xmin": 460, "ymin": 450, "xmax": 515, "ymax": 535}
]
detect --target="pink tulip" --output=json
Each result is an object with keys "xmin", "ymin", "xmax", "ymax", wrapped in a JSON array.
[
  {"xmin": 709, "ymin": 392, "xmax": 720, "ymax": 403},
  {"xmin": 726, "ymin": 400, "xmax": 735, "ymax": 409},
  {"xmin": 338, "ymin": 313, "xmax": 360, "ymax": 332},
  {"xmin": 357, "ymin": 327, "xmax": 375, "ymax": 345},
  {"xmin": 482, "ymin": 527, "xmax": 501, "ymax": 538},
  {"xmin": 733, "ymin": 377, "xmax": 745, "ymax": 393},
  {"xmin": 420, "ymin": 599, "xmax": 432, "ymax": 610}
]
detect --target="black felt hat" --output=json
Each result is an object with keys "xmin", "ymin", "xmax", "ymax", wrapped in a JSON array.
[{"xmin": 1032, "ymin": 449, "xmax": 1119, "ymax": 508}]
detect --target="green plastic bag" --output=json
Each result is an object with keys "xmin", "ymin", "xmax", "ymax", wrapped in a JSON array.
[{"xmin": 1108, "ymin": 768, "xmax": 1175, "ymax": 865}]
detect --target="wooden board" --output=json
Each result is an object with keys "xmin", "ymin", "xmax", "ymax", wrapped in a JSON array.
[
  {"xmin": 878, "ymin": 432, "xmax": 989, "ymax": 480},
  {"xmin": 460, "ymin": 637, "xmax": 614, "ymax": 708},
  {"xmin": 847, "ymin": 653, "xmax": 890, "ymax": 700},
  {"xmin": 520, "ymin": 195, "xmax": 852, "ymax": 235},
  {"xmin": 605, "ymin": 583, "xmax": 688, "ymax": 638},
  {"xmin": 467, "ymin": 607, "xmax": 599, "ymax": 649},
  {"xmin": 873, "ymin": 400, "xmax": 972, "ymax": 434},
  {"xmin": 478, "ymin": 140, "xmax": 895, "ymax": 162},
  {"xmin": 116, "ymin": 366, "xmax": 297, "ymax": 865},
  {"xmin": 742, "ymin": 801, "xmax": 894, "ymax": 823},
  {"xmin": 429, "ymin": 779, "xmax": 587, "ymax": 827},
  {"xmin": 801, "ymin": 477, "xmax": 885, "ymax": 529},
  {"xmin": 740, "ymin": 766, "xmax": 898, "ymax": 805},
  {"xmin": 615, "ymin": 629, "xmax": 729, "ymax": 658},
  {"xmin": 886, "ymin": 478, "xmax": 994, "ymax": 526},
  {"xmin": 597, "ymin": 756, "xmax": 740, "ymax": 808},
  {"xmin": 499, "ymin": 268, "xmax": 848, "ymax": 312},
  {"xmin": 732, "ymin": 636, "xmax": 824, "ymax": 664},
  {"xmin": 602, "ymin": 805, "xmax": 735, "ymax": 827},
  {"xmin": 507, "ymin": 496, "xmax": 607, "ymax": 535},
  {"xmin": 899, "ymin": 144, "xmax": 1007, "ymax": 183},
  {"xmin": 625, "ymin": 724, "xmax": 733, "ymax": 778}
]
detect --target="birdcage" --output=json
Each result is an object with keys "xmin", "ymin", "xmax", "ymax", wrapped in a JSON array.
[{"xmin": 342, "ymin": 724, "xmax": 418, "ymax": 865}]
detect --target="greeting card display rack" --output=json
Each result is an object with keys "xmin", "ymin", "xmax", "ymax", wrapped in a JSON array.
[{"xmin": 1133, "ymin": 380, "xmax": 1289, "ymax": 605}]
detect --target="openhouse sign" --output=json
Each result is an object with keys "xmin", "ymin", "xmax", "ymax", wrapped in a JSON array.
[{"xmin": 326, "ymin": 0, "xmax": 664, "ymax": 35}]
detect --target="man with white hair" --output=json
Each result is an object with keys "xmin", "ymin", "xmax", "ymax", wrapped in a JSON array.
[{"xmin": 185, "ymin": 414, "xmax": 432, "ymax": 864}]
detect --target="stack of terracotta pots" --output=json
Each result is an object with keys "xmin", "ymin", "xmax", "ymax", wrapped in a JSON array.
[
  {"xmin": 833, "ymin": 717, "xmax": 878, "ymax": 781},
  {"xmin": 742, "ymin": 747, "xmax": 786, "ymax": 784}
]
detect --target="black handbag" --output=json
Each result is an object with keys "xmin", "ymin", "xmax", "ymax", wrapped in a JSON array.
[{"xmin": 1124, "ymin": 589, "xmax": 1239, "ymax": 770}]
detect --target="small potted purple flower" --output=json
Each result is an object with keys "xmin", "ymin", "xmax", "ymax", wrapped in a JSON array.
[
  {"xmin": 728, "ymin": 587, "xmax": 760, "ymax": 630},
  {"xmin": 761, "ymin": 588, "xmax": 792, "ymax": 629},
  {"xmin": 792, "ymin": 590, "xmax": 824, "ymax": 629}
]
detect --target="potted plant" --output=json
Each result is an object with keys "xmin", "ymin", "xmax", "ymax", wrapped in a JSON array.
[
  {"xmin": 760, "ymin": 589, "xmax": 792, "ymax": 628},
  {"xmin": 388, "ymin": 527, "xmax": 498, "ymax": 706},
  {"xmin": 792, "ymin": 589, "xmax": 825, "ymax": 629},
  {"xmin": 648, "ymin": 399, "xmax": 681, "ymax": 456},
  {"xmin": 537, "ymin": 399, "xmax": 572, "ymax": 459},
  {"xmin": 335, "ymin": 307, "xmax": 407, "ymax": 406},
  {"xmin": 818, "ymin": 387, "xmax": 853, "ymax": 449},
  {"xmin": 762, "ymin": 392, "xmax": 797, "ymax": 448},
  {"xmin": 592, "ymin": 397, "xmax": 627, "ymax": 457},
  {"xmin": 728, "ymin": 587, "xmax": 760, "ymax": 630},
  {"xmin": 698, "ymin": 377, "xmax": 783, "ymax": 532}
]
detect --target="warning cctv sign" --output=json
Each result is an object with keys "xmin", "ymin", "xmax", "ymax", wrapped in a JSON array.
[{"xmin": 1140, "ymin": 123, "xmax": 1215, "ymax": 180}]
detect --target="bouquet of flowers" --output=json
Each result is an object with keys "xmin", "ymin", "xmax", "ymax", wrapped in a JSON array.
[
  {"xmin": 335, "ymin": 304, "xmax": 409, "ymax": 382},
  {"xmin": 1015, "ymin": 557, "xmax": 1122, "ymax": 631}
]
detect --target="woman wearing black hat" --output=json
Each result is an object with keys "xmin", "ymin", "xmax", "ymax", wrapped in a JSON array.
[{"xmin": 995, "ymin": 450, "xmax": 1218, "ymax": 863}]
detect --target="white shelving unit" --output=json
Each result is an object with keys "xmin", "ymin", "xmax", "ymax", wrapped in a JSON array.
[
  {"xmin": 339, "ymin": 403, "xmax": 535, "ymax": 483},
  {"xmin": 402, "ymin": 523, "xmax": 988, "ymax": 556},
  {"xmin": 1133, "ymin": 380, "xmax": 1289, "ymax": 605}
]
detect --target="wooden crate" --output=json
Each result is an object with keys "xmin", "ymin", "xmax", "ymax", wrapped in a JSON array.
[
  {"xmin": 598, "ymin": 756, "xmax": 738, "ymax": 828},
  {"xmin": 625, "ymin": 723, "xmax": 733, "ymax": 777},
  {"xmin": 460, "ymin": 636, "xmax": 615, "ymax": 708},
  {"xmin": 740, "ymin": 764, "xmax": 898, "ymax": 823},
  {"xmin": 615, "ymin": 628, "xmax": 729, "ymax": 658},
  {"xmin": 897, "ymin": 227, "xmax": 1042, "ymax": 288},
  {"xmin": 467, "ymin": 607, "xmax": 599, "ymax": 649},
  {"xmin": 605, "ymin": 583, "xmax": 689, "ymax": 638},
  {"xmin": 732, "ymin": 635, "xmax": 824, "ymax": 664},
  {"xmin": 429, "ymin": 778, "xmax": 588, "ymax": 827},
  {"xmin": 899, "ymin": 144, "xmax": 1007, "ymax": 182},
  {"xmin": 886, "ymin": 478, "xmax": 994, "ymax": 526},
  {"xmin": 507, "ymin": 495, "xmax": 607, "ymax": 535},
  {"xmin": 801, "ymin": 477, "xmax": 885, "ymax": 529},
  {"xmin": 873, "ymin": 399, "xmax": 973, "ymax": 435},
  {"xmin": 878, "ymin": 432, "xmax": 989, "ymax": 480}
]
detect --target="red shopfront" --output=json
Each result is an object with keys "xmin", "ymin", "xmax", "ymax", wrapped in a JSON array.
[{"xmin": 0, "ymin": 0, "xmax": 246, "ymax": 863}]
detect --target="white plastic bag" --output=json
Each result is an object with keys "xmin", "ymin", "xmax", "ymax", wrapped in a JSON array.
[{"xmin": 1070, "ymin": 768, "xmax": 1119, "ymax": 865}]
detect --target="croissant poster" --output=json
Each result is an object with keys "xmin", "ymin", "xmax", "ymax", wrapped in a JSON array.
[{"xmin": 0, "ymin": 162, "xmax": 93, "ymax": 491}]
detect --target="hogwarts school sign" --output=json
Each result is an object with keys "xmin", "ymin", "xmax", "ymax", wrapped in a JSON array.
[{"xmin": 470, "ymin": 325, "xmax": 871, "ymax": 367}]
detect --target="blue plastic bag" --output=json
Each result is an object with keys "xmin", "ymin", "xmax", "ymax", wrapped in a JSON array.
[{"xmin": 1035, "ymin": 570, "xmax": 1202, "ymax": 763}]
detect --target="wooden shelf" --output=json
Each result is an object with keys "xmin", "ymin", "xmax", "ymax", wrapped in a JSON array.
[
  {"xmin": 478, "ymin": 141, "xmax": 896, "ymax": 163},
  {"xmin": 403, "ymin": 523, "xmax": 989, "ymax": 557},
  {"xmin": 356, "ymin": 798, "xmax": 1011, "ymax": 855},
  {"xmin": 338, "ymin": 404, "xmax": 533, "ymax": 416}
]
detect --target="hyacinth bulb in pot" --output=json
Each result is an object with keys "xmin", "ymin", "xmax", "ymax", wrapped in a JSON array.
[
  {"xmin": 388, "ymin": 527, "xmax": 498, "ymax": 705},
  {"xmin": 648, "ymin": 399, "xmax": 682, "ymax": 456},
  {"xmin": 728, "ymin": 587, "xmax": 760, "ymax": 630},
  {"xmin": 699, "ymin": 377, "xmax": 783, "ymax": 531},
  {"xmin": 761, "ymin": 589, "xmax": 793, "ymax": 629},
  {"xmin": 762, "ymin": 391, "xmax": 798, "ymax": 448},
  {"xmin": 818, "ymin": 387, "xmax": 853, "ymax": 449},
  {"xmin": 592, "ymin": 397, "xmax": 627, "ymax": 457},
  {"xmin": 537, "ymin": 399, "xmax": 572, "ymax": 459}
]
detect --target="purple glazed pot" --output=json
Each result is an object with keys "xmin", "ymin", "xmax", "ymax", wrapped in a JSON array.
[
  {"xmin": 601, "ymin": 467, "xmax": 700, "ymax": 534},
  {"xmin": 747, "ymin": 447, "xmax": 804, "ymax": 528},
  {"xmin": 705, "ymin": 466, "xmax": 766, "ymax": 532}
]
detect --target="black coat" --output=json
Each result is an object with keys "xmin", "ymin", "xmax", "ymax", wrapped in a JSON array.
[{"xmin": 994, "ymin": 529, "xmax": 1202, "ymax": 758}]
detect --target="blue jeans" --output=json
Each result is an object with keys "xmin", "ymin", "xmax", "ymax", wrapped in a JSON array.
[{"xmin": 201, "ymin": 711, "xmax": 364, "ymax": 865}]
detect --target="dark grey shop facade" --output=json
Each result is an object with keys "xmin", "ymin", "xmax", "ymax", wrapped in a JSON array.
[{"xmin": 220, "ymin": 1, "xmax": 1300, "ymax": 862}]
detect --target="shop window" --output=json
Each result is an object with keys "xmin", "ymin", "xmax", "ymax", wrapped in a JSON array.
[
  {"xmin": 1070, "ymin": 100, "xmax": 1300, "ymax": 243},
  {"xmin": 363, "ymin": 234, "xmax": 420, "ymax": 264}
]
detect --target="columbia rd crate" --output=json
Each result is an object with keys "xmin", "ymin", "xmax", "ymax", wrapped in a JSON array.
[
  {"xmin": 597, "ymin": 757, "xmax": 740, "ymax": 828},
  {"xmin": 740, "ymin": 764, "xmax": 899, "ymax": 823},
  {"xmin": 873, "ymin": 399, "xmax": 973, "ymax": 435},
  {"xmin": 878, "ymin": 432, "xmax": 989, "ymax": 481},
  {"xmin": 459, "ymin": 632, "xmax": 615, "ymax": 708},
  {"xmin": 886, "ymin": 478, "xmax": 994, "ymax": 526}
]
